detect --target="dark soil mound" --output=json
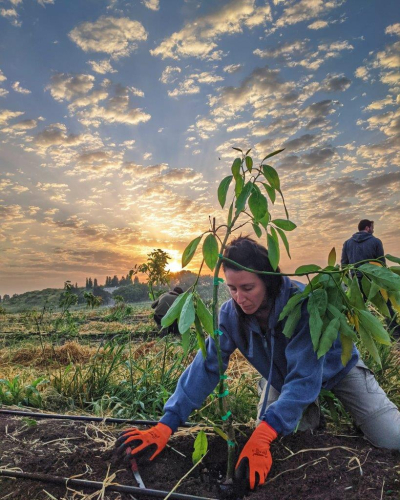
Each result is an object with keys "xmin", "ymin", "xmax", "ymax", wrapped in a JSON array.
[{"xmin": 0, "ymin": 414, "xmax": 398, "ymax": 499}]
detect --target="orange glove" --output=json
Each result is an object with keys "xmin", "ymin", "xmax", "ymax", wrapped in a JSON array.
[
  {"xmin": 235, "ymin": 421, "xmax": 277, "ymax": 490},
  {"xmin": 116, "ymin": 423, "xmax": 172, "ymax": 461}
]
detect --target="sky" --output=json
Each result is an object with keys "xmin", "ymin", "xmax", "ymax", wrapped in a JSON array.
[{"xmin": 0, "ymin": 0, "xmax": 399, "ymax": 296}]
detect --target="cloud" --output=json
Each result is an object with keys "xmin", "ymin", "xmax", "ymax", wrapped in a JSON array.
[
  {"xmin": 254, "ymin": 40, "xmax": 307, "ymax": 59},
  {"xmin": 1, "ymin": 119, "xmax": 38, "ymax": 135},
  {"xmin": 0, "ymin": 70, "xmax": 7, "ymax": 83},
  {"xmin": 385, "ymin": 23, "xmax": 400, "ymax": 37},
  {"xmin": 364, "ymin": 96, "xmax": 395, "ymax": 111},
  {"xmin": 34, "ymin": 123, "xmax": 84, "ymax": 150},
  {"xmin": 87, "ymin": 59, "xmax": 117, "ymax": 74},
  {"xmin": 160, "ymin": 66, "xmax": 181, "ymax": 84},
  {"xmin": 168, "ymin": 71, "xmax": 223, "ymax": 97},
  {"xmin": 161, "ymin": 168, "xmax": 203, "ymax": 184},
  {"xmin": 122, "ymin": 162, "xmax": 168, "ymax": 178},
  {"xmin": 301, "ymin": 99, "xmax": 339, "ymax": 128},
  {"xmin": 150, "ymin": 0, "xmax": 271, "ymax": 60},
  {"xmin": 321, "ymin": 73, "xmax": 352, "ymax": 92},
  {"xmin": 46, "ymin": 73, "xmax": 95, "ymax": 102},
  {"xmin": 308, "ymin": 20, "xmax": 328, "ymax": 30},
  {"xmin": 0, "ymin": 8, "xmax": 18, "ymax": 18},
  {"xmin": 223, "ymin": 63, "xmax": 243, "ymax": 73},
  {"xmin": 0, "ymin": 109, "xmax": 25, "ymax": 125},
  {"xmin": 276, "ymin": 0, "xmax": 344, "ymax": 28},
  {"xmin": 11, "ymin": 81, "xmax": 31, "ymax": 94},
  {"xmin": 142, "ymin": 0, "xmax": 159, "ymax": 10},
  {"xmin": 69, "ymin": 16, "xmax": 148, "ymax": 59}
]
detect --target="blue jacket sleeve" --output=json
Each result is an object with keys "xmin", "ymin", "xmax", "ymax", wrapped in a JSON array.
[
  {"xmin": 160, "ymin": 327, "xmax": 236, "ymax": 432},
  {"xmin": 261, "ymin": 302, "xmax": 324, "ymax": 435}
]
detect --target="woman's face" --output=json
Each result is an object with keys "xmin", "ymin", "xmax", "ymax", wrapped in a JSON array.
[{"xmin": 224, "ymin": 269, "xmax": 267, "ymax": 315}]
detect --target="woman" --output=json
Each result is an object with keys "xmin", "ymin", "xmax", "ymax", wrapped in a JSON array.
[{"xmin": 117, "ymin": 236, "xmax": 400, "ymax": 490}]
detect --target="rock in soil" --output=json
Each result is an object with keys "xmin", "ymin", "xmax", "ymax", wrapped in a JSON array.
[{"xmin": 0, "ymin": 415, "xmax": 398, "ymax": 499}]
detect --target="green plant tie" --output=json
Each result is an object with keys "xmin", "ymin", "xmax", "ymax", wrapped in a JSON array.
[
  {"xmin": 214, "ymin": 329, "xmax": 224, "ymax": 336},
  {"xmin": 221, "ymin": 411, "xmax": 232, "ymax": 421},
  {"xmin": 227, "ymin": 440, "xmax": 235, "ymax": 447},
  {"xmin": 220, "ymin": 374, "xmax": 228, "ymax": 380},
  {"xmin": 213, "ymin": 277, "xmax": 225, "ymax": 285},
  {"xmin": 218, "ymin": 389, "xmax": 229, "ymax": 398}
]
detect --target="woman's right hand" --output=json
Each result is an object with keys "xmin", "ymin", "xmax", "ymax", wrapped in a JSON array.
[{"xmin": 116, "ymin": 423, "xmax": 172, "ymax": 461}]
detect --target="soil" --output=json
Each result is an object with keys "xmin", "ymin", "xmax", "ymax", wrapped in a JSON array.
[{"xmin": 0, "ymin": 414, "xmax": 399, "ymax": 500}]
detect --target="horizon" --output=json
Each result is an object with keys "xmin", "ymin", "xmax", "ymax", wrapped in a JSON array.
[{"xmin": 1, "ymin": 0, "xmax": 399, "ymax": 297}]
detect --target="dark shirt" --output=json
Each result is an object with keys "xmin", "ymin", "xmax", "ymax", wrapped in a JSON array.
[{"xmin": 341, "ymin": 232, "xmax": 385, "ymax": 268}]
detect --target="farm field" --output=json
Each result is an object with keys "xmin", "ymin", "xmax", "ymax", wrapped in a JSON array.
[{"xmin": 0, "ymin": 305, "xmax": 399, "ymax": 499}]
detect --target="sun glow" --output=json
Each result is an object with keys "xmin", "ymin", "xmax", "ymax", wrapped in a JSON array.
[{"xmin": 167, "ymin": 259, "xmax": 182, "ymax": 273}]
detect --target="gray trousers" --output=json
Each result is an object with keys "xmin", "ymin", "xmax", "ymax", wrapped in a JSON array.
[{"xmin": 257, "ymin": 360, "xmax": 400, "ymax": 450}]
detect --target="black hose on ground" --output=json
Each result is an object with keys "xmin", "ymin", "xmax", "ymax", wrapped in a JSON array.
[
  {"xmin": 0, "ymin": 408, "xmax": 196, "ymax": 428},
  {"xmin": 0, "ymin": 469, "xmax": 217, "ymax": 500}
]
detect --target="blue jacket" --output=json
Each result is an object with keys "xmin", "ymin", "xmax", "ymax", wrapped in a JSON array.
[
  {"xmin": 160, "ymin": 277, "xmax": 359, "ymax": 435},
  {"xmin": 341, "ymin": 232, "xmax": 385, "ymax": 267}
]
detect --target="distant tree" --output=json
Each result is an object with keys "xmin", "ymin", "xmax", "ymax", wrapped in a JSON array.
[
  {"xmin": 75, "ymin": 282, "xmax": 78, "ymax": 289},
  {"xmin": 131, "ymin": 248, "xmax": 170, "ymax": 300},
  {"xmin": 0, "ymin": 295, "xmax": 2, "ymax": 303},
  {"xmin": 85, "ymin": 278, "xmax": 89, "ymax": 288},
  {"xmin": 133, "ymin": 276, "xmax": 139, "ymax": 285},
  {"xmin": 88, "ymin": 277, "xmax": 93, "ymax": 289},
  {"xmin": 3, "ymin": 294, "xmax": 10, "ymax": 301},
  {"xmin": 111, "ymin": 275, "xmax": 119, "ymax": 287},
  {"xmin": 12, "ymin": 294, "xmax": 18, "ymax": 298},
  {"xmin": 94, "ymin": 278, "xmax": 98, "ymax": 288}
]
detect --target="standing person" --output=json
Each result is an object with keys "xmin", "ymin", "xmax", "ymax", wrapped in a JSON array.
[
  {"xmin": 341, "ymin": 219, "xmax": 398, "ymax": 336},
  {"xmin": 151, "ymin": 286, "xmax": 184, "ymax": 334},
  {"xmin": 118, "ymin": 237, "xmax": 400, "ymax": 491},
  {"xmin": 341, "ymin": 219, "xmax": 385, "ymax": 269}
]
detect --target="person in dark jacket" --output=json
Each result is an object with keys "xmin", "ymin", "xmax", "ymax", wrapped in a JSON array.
[
  {"xmin": 341, "ymin": 219, "xmax": 385, "ymax": 270},
  {"xmin": 151, "ymin": 286, "xmax": 184, "ymax": 334},
  {"xmin": 118, "ymin": 237, "xmax": 400, "ymax": 490},
  {"xmin": 341, "ymin": 219, "xmax": 398, "ymax": 336}
]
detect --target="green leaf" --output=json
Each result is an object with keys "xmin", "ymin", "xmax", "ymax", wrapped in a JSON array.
[
  {"xmin": 328, "ymin": 248, "xmax": 336, "ymax": 267},
  {"xmin": 217, "ymin": 175, "xmax": 233, "ymax": 209},
  {"xmin": 194, "ymin": 315, "xmax": 207, "ymax": 358},
  {"xmin": 271, "ymin": 219, "xmax": 296, "ymax": 231},
  {"xmin": 267, "ymin": 229, "xmax": 280, "ymax": 271},
  {"xmin": 227, "ymin": 202, "xmax": 233, "ymax": 227},
  {"xmin": 235, "ymin": 181, "xmax": 253, "ymax": 215},
  {"xmin": 162, "ymin": 290, "xmax": 190, "ymax": 327},
  {"xmin": 262, "ymin": 165, "xmax": 280, "ymax": 190},
  {"xmin": 340, "ymin": 333, "xmax": 354, "ymax": 367},
  {"xmin": 202, "ymin": 234, "xmax": 219, "ymax": 271},
  {"xmin": 252, "ymin": 223, "xmax": 262, "ymax": 238},
  {"xmin": 326, "ymin": 304, "xmax": 357, "ymax": 340},
  {"xmin": 386, "ymin": 254, "xmax": 400, "ymax": 265},
  {"xmin": 359, "ymin": 263, "xmax": 400, "ymax": 292},
  {"xmin": 232, "ymin": 147, "xmax": 243, "ymax": 153},
  {"xmin": 348, "ymin": 276, "xmax": 366, "ymax": 311},
  {"xmin": 245, "ymin": 156, "xmax": 253, "ymax": 172},
  {"xmin": 182, "ymin": 236, "xmax": 202, "ymax": 268},
  {"xmin": 196, "ymin": 297, "xmax": 213, "ymax": 336},
  {"xmin": 295, "ymin": 264, "xmax": 321, "ymax": 274},
  {"xmin": 213, "ymin": 426, "xmax": 228, "ymax": 441},
  {"xmin": 245, "ymin": 148, "xmax": 252, "ymax": 156},
  {"xmin": 258, "ymin": 211, "xmax": 270, "ymax": 229},
  {"xmin": 235, "ymin": 175, "xmax": 244, "ymax": 198},
  {"xmin": 279, "ymin": 292, "xmax": 305, "ymax": 321},
  {"xmin": 231, "ymin": 158, "xmax": 242, "ymax": 179},
  {"xmin": 262, "ymin": 183, "xmax": 276, "ymax": 204},
  {"xmin": 390, "ymin": 266, "xmax": 400, "ymax": 276},
  {"xmin": 282, "ymin": 303, "xmax": 302, "ymax": 338},
  {"xmin": 261, "ymin": 149, "xmax": 285, "ymax": 162},
  {"xmin": 307, "ymin": 289, "xmax": 328, "ymax": 351},
  {"xmin": 275, "ymin": 227, "xmax": 291, "ymax": 259},
  {"xmin": 317, "ymin": 317, "xmax": 340, "ymax": 359},
  {"xmin": 359, "ymin": 324, "xmax": 381, "ymax": 366},
  {"xmin": 181, "ymin": 330, "xmax": 191, "ymax": 356},
  {"xmin": 249, "ymin": 190, "xmax": 268, "ymax": 222},
  {"xmin": 178, "ymin": 293, "xmax": 195, "ymax": 334},
  {"xmin": 192, "ymin": 430, "xmax": 208, "ymax": 465},
  {"xmin": 358, "ymin": 310, "xmax": 391, "ymax": 345},
  {"xmin": 370, "ymin": 290, "xmax": 390, "ymax": 318}
]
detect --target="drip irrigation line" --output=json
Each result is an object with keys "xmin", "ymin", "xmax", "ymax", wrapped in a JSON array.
[
  {"xmin": 0, "ymin": 408, "xmax": 196, "ymax": 428},
  {"xmin": 0, "ymin": 469, "xmax": 217, "ymax": 500}
]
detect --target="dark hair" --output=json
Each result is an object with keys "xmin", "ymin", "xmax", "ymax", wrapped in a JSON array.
[
  {"xmin": 173, "ymin": 286, "xmax": 184, "ymax": 294},
  {"xmin": 222, "ymin": 236, "xmax": 283, "ymax": 345},
  {"xmin": 358, "ymin": 219, "xmax": 374, "ymax": 231}
]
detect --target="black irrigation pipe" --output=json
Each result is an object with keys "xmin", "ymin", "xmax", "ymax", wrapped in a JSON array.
[
  {"xmin": 0, "ymin": 469, "xmax": 217, "ymax": 500},
  {"xmin": 0, "ymin": 408, "xmax": 197, "ymax": 428}
]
